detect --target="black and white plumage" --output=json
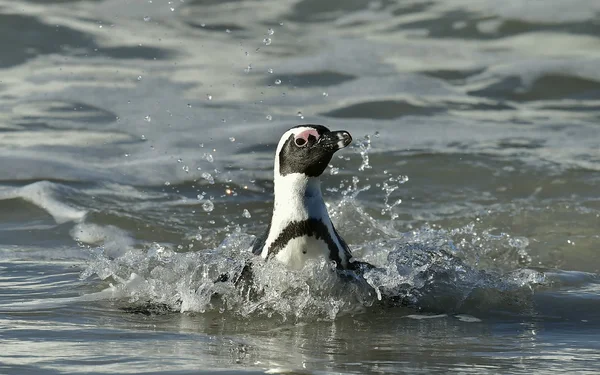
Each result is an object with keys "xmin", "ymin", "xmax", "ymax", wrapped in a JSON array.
[{"xmin": 251, "ymin": 124, "xmax": 360, "ymax": 270}]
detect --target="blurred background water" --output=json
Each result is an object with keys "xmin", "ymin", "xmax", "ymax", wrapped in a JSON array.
[{"xmin": 1, "ymin": 0, "xmax": 600, "ymax": 373}]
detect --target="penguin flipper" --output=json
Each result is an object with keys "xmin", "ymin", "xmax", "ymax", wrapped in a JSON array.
[
  {"xmin": 251, "ymin": 223, "xmax": 271, "ymax": 256},
  {"xmin": 214, "ymin": 225, "xmax": 268, "ymax": 285},
  {"xmin": 214, "ymin": 262, "xmax": 253, "ymax": 284},
  {"xmin": 331, "ymin": 224, "xmax": 370, "ymax": 270}
]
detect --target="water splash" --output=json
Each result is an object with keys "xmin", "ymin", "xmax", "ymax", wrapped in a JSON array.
[
  {"xmin": 80, "ymin": 176, "xmax": 545, "ymax": 320},
  {"xmin": 357, "ymin": 135, "xmax": 372, "ymax": 171},
  {"xmin": 81, "ymin": 220, "xmax": 544, "ymax": 320},
  {"xmin": 78, "ymin": 135, "xmax": 545, "ymax": 321},
  {"xmin": 380, "ymin": 173, "xmax": 409, "ymax": 220}
]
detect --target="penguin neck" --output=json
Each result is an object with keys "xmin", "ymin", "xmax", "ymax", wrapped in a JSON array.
[{"xmin": 272, "ymin": 173, "xmax": 328, "ymax": 223}]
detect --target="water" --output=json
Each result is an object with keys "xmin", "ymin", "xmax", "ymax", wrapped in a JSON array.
[{"xmin": 1, "ymin": 0, "xmax": 600, "ymax": 373}]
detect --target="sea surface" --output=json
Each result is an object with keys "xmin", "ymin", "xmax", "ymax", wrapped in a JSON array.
[{"xmin": 1, "ymin": 0, "xmax": 600, "ymax": 373}]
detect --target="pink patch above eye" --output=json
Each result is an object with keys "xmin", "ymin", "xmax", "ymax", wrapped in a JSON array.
[{"xmin": 294, "ymin": 129, "xmax": 320, "ymax": 146}]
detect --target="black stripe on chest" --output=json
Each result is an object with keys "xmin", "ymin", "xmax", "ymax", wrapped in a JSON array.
[{"xmin": 267, "ymin": 218, "xmax": 344, "ymax": 266}]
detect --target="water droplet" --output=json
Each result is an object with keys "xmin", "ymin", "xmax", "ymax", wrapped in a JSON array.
[
  {"xmin": 225, "ymin": 29, "xmax": 231, "ymax": 33},
  {"xmin": 143, "ymin": 16, "xmax": 151, "ymax": 22},
  {"xmin": 229, "ymin": 137, "xmax": 236, "ymax": 142},
  {"xmin": 124, "ymin": 153, "xmax": 130, "ymax": 157},
  {"xmin": 141, "ymin": 134, "xmax": 146, "ymax": 140},
  {"xmin": 279, "ymin": 22, "xmax": 284, "ymax": 26},
  {"xmin": 267, "ymin": 68, "xmax": 274, "ymax": 74},
  {"xmin": 164, "ymin": 181, "xmax": 171, "ymax": 186},
  {"xmin": 187, "ymin": 103, "xmax": 192, "ymax": 108},
  {"xmin": 177, "ymin": 158, "xmax": 183, "ymax": 163},
  {"xmin": 182, "ymin": 165, "xmax": 189, "ymax": 173},
  {"xmin": 275, "ymin": 79, "xmax": 281, "ymax": 85},
  {"xmin": 98, "ymin": 25, "xmax": 103, "ymax": 28},
  {"xmin": 297, "ymin": 111, "xmax": 304, "ymax": 119},
  {"xmin": 195, "ymin": 234, "xmax": 203, "ymax": 241},
  {"xmin": 201, "ymin": 172, "xmax": 215, "ymax": 184},
  {"xmin": 170, "ymin": 7, "xmax": 175, "ymax": 11},
  {"xmin": 266, "ymin": 114, "xmax": 272, "ymax": 121},
  {"xmin": 206, "ymin": 94, "xmax": 212, "ymax": 100},
  {"xmin": 137, "ymin": 75, "xmax": 143, "ymax": 81},
  {"xmin": 200, "ymin": 23, "xmax": 206, "ymax": 27},
  {"xmin": 245, "ymin": 51, "xmax": 250, "ymax": 57},
  {"xmin": 202, "ymin": 200, "xmax": 214, "ymax": 212},
  {"xmin": 144, "ymin": 115, "xmax": 151, "ymax": 122},
  {"xmin": 242, "ymin": 209, "xmax": 251, "ymax": 218},
  {"xmin": 267, "ymin": 28, "xmax": 274, "ymax": 36},
  {"xmin": 221, "ymin": 119, "xmax": 226, "ymax": 123},
  {"xmin": 329, "ymin": 166, "xmax": 339, "ymax": 175},
  {"xmin": 263, "ymin": 38, "xmax": 272, "ymax": 45},
  {"xmin": 244, "ymin": 64, "xmax": 252, "ymax": 73},
  {"xmin": 203, "ymin": 153, "xmax": 214, "ymax": 163},
  {"xmin": 322, "ymin": 92, "xmax": 328, "ymax": 97}
]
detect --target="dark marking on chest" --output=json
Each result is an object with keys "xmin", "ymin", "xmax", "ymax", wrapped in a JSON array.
[{"xmin": 267, "ymin": 218, "xmax": 344, "ymax": 267}]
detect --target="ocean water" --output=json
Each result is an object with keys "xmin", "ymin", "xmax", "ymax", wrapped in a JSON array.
[{"xmin": 1, "ymin": 0, "xmax": 600, "ymax": 373}]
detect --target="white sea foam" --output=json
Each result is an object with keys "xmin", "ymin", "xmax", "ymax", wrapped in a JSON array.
[{"xmin": 0, "ymin": 181, "xmax": 86, "ymax": 224}]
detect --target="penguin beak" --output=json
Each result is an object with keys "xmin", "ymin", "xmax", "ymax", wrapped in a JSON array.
[{"xmin": 318, "ymin": 130, "xmax": 352, "ymax": 152}]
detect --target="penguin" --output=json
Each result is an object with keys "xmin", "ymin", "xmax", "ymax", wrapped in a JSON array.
[
  {"xmin": 127, "ymin": 126, "xmax": 372, "ymax": 314},
  {"xmin": 250, "ymin": 124, "xmax": 364, "ymax": 271}
]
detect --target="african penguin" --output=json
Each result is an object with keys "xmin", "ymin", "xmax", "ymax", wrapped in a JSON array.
[{"xmin": 251, "ymin": 124, "xmax": 361, "ymax": 270}]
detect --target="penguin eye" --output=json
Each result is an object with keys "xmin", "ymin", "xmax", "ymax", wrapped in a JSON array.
[
  {"xmin": 294, "ymin": 129, "xmax": 320, "ymax": 148},
  {"xmin": 295, "ymin": 138, "xmax": 307, "ymax": 147}
]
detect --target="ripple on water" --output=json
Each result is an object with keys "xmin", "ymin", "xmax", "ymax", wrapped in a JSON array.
[
  {"xmin": 469, "ymin": 73, "xmax": 600, "ymax": 101},
  {"xmin": 323, "ymin": 100, "xmax": 446, "ymax": 120},
  {"xmin": 261, "ymin": 71, "xmax": 355, "ymax": 88},
  {"xmin": 0, "ymin": 13, "xmax": 171, "ymax": 69}
]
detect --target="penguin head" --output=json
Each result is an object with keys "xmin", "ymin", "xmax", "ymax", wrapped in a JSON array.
[{"xmin": 275, "ymin": 124, "xmax": 353, "ymax": 177}]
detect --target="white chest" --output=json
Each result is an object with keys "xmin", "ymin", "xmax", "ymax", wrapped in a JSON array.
[
  {"xmin": 258, "ymin": 173, "xmax": 349, "ymax": 269},
  {"xmin": 273, "ymin": 235, "xmax": 331, "ymax": 270}
]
